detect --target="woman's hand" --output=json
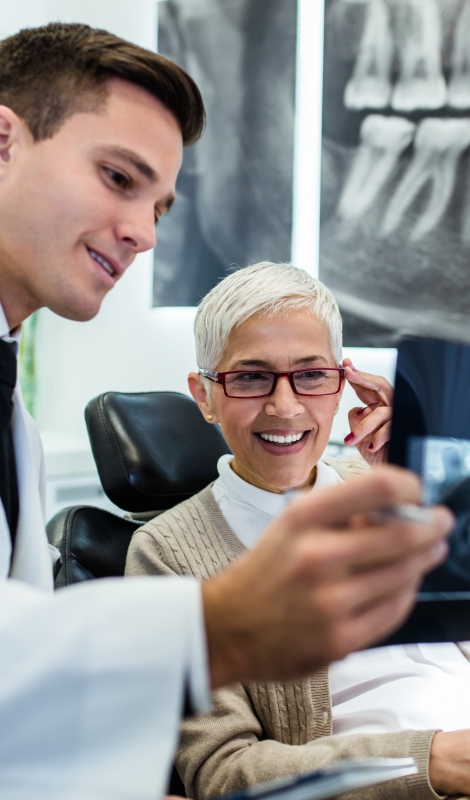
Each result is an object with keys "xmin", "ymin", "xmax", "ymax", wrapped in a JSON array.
[
  {"xmin": 429, "ymin": 730, "xmax": 470, "ymax": 795},
  {"xmin": 342, "ymin": 358, "xmax": 393, "ymax": 466}
]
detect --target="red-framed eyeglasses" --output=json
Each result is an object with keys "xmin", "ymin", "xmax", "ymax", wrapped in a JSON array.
[{"xmin": 199, "ymin": 367, "xmax": 345, "ymax": 399}]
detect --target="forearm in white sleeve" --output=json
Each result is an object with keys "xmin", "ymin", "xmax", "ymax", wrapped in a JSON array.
[
  {"xmin": 0, "ymin": 575, "xmax": 209, "ymax": 800},
  {"xmin": 186, "ymin": 574, "xmax": 211, "ymax": 713}
]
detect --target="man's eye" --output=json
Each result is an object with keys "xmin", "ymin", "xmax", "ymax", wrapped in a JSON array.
[{"xmin": 104, "ymin": 168, "xmax": 130, "ymax": 189}]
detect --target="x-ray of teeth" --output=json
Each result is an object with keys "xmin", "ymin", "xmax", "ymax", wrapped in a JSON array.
[
  {"xmin": 344, "ymin": 0, "xmax": 393, "ymax": 110},
  {"xmin": 320, "ymin": 0, "xmax": 470, "ymax": 346},
  {"xmin": 338, "ymin": 115, "xmax": 416, "ymax": 221},
  {"xmin": 459, "ymin": 177, "xmax": 470, "ymax": 245},
  {"xmin": 338, "ymin": 0, "xmax": 465, "ymax": 113},
  {"xmin": 381, "ymin": 118, "xmax": 470, "ymax": 240},
  {"xmin": 448, "ymin": 0, "xmax": 470, "ymax": 109},
  {"xmin": 460, "ymin": 160, "xmax": 470, "ymax": 243},
  {"xmin": 152, "ymin": 0, "xmax": 296, "ymax": 307},
  {"xmin": 392, "ymin": 0, "xmax": 446, "ymax": 112}
]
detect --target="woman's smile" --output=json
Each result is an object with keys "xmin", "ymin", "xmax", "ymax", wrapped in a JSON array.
[{"xmin": 254, "ymin": 429, "xmax": 311, "ymax": 455}]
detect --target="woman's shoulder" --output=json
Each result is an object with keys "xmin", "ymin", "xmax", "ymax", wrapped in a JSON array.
[
  {"xmin": 126, "ymin": 484, "xmax": 235, "ymax": 580},
  {"xmin": 137, "ymin": 484, "xmax": 217, "ymax": 539},
  {"xmin": 321, "ymin": 451, "xmax": 370, "ymax": 482}
]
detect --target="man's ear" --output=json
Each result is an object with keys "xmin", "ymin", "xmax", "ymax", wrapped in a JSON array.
[
  {"xmin": 188, "ymin": 372, "xmax": 220, "ymax": 424},
  {"xmin": 0, "ymin": 105, "xmax": 29, "ymax": 167}
]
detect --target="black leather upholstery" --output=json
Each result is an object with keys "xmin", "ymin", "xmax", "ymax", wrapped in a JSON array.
[
  {"xmin": 47, "ymin": 505, "xmax": 140, "ymax": 588},
  {"xmin": 85, "ymin": 391, "xmax": 231, "ymax": 512},
  {"xmin": 49, "ymin": 390, "xmax": 230, "ymax": 587}
]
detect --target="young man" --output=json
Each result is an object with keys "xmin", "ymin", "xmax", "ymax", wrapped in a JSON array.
[{"xmin": 0, "ymin": 23, "xmax": 454, "ymax": 800}]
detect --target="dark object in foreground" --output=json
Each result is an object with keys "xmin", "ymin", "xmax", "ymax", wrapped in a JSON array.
[{"xmin": 385, "ymin": 335, "xmax": 470, "ymax": 644}]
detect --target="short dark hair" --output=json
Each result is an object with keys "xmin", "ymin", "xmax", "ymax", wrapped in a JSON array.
[{"xmin": 0, "ymin": 22, "xmax": 205, "ymax": 145}]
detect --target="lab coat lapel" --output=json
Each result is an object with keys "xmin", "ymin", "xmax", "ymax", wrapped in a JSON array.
[
  {"xmin": 8, "ymin": 386, "xmax": 53, "ymax": 591},
  {"xmin": 0, "ymin": 497, "xmax": 11, "ymax": 580}
]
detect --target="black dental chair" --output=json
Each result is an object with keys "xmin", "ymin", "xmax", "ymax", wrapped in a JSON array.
[
  {"xmin": 46, "ymin": 390, "xmax": 230, "ymax": 796},
  {"xmin": 47, "ymin": 390, "xmax": 230, "ymax": 587}
]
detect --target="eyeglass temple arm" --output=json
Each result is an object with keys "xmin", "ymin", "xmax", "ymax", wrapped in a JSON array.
[{"xmin": 199, "ymin": 369, "xmax": 220, "ymax": 383}]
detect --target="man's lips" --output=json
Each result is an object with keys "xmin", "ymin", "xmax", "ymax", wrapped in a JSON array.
[{"xmin": 86, "ymin": 247, "xmax": 124, "ymax": 280}]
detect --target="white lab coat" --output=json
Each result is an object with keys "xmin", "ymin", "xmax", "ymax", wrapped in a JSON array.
[{"xmin": 0, "ymin": 311, "xmax": 209, "ymax": 800}]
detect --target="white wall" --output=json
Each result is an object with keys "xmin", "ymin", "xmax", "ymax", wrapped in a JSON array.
[
  {"xmin": 291, "ymin": 0, "xmax": 324, "ymax": 276},
  {"xmin": 1, "ymin": 1, "xmax": 157, "ymax": 50},
  {"xmin": 34, "ymin": 255, "xmax": 198, "ymax": 440}
]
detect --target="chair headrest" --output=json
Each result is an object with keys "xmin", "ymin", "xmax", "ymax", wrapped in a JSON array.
[{"xmin": 85, "ymin": 391, "xmax": 231, "ymax": 512}]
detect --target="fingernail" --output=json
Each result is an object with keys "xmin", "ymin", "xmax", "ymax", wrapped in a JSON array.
[
  {"xmin": 357, "ymin": 407, "xmax": 365, "ymax": 415},
  {"xmin": 351, "ymin": 364, "xmax": 358, "ymax": 372},
  {"xmin": 368, "ymin": 442, "xmax": 374, "ymax": 450},
  {"xmin": 344, "ymin": 433, "xmax": 355, "ymax": 443}
]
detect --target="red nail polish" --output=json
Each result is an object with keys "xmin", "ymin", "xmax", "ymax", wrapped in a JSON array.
[
  {"xmin": 368, "ymin": 443, "xmax": 374, "ymax": 450},
  {"xmin": 357, "ymin": 407, "xmax": 365, "ymax": 415},
  {"xmin": 344, "ymin": 433, "xmax": 355, "ymax": 443}
]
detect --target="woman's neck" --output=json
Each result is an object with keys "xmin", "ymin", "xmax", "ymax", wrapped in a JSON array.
[{"xmin": 230, "ymin": 458, "xmax": 317, "ymax": 494}]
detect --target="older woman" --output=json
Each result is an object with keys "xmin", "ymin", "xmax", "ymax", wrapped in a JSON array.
[{"xmin": 126, "ymin": 263, "xmax": 470, "ymax": 800}]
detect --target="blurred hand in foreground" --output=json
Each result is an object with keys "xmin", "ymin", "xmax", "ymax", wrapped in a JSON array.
[{"xmin": 203, "ymin": 466, "xmax": 452, "ymax": 689}]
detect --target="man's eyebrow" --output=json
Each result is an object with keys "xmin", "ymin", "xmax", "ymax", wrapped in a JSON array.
[
  {"xmin": 100, "ymin": 146, "xmax": 176, "ymax": 212},
  {"xmin": 101, "ymin": 146, "xmax": 158, "ymax": 182}
]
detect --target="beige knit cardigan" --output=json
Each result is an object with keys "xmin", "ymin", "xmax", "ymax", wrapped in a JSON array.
[{"xmin": 125, "ymin": 457, "xmax": 451, "ymax": 800}]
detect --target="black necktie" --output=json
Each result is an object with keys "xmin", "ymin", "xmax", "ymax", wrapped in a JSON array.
[{"xmin": 0, "ymin": 339, "xmax": 19, "ymax": 544}]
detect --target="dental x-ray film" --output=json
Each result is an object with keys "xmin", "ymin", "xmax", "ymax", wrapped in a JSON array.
[
  {"xmin": 320, "ymin": 0, "xmax": 470, "ymax": 347},
  {"xmin": 385, "ymin": 335, "xmax": 470, "ymax": 644},
  {"xmin": 153, "ymin": 0, "xmax": 296, "ymax": 307}
]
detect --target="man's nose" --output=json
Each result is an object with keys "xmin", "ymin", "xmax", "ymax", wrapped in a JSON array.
[
  {"xmin": 115, "ymin": 210, "xmax": 157, "ymax": 253},
  {"xmin": 264, "ymin": 376, "xmax": 304, "ymax": 417}
]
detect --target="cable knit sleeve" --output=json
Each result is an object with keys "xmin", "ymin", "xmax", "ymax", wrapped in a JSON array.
[
  {"xmin": 177, "ymin": 686, "xmax": 440, "ymax": 800},
  {"xmin": 126, "ymin": 527, "xmax": 189, "ymax": 578}
]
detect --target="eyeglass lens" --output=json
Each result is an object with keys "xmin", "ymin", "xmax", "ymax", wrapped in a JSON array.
[{"xmin": 224, "ymin": 370, "xmax": 340, "ymax": 397}]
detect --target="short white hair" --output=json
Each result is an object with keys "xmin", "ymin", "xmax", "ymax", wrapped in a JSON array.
[{"xmin": 195, "ymin": 262, "xmax": 343, "ymax": 369}]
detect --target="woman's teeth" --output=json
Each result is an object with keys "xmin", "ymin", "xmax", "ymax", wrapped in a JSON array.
[
  {"xmin": 89, "ymin": 249, "xmax": 114, "ymax": 276},
  {"xmin": 259, "ymin": 432, "xmax": 305, "ymax": 445}
]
